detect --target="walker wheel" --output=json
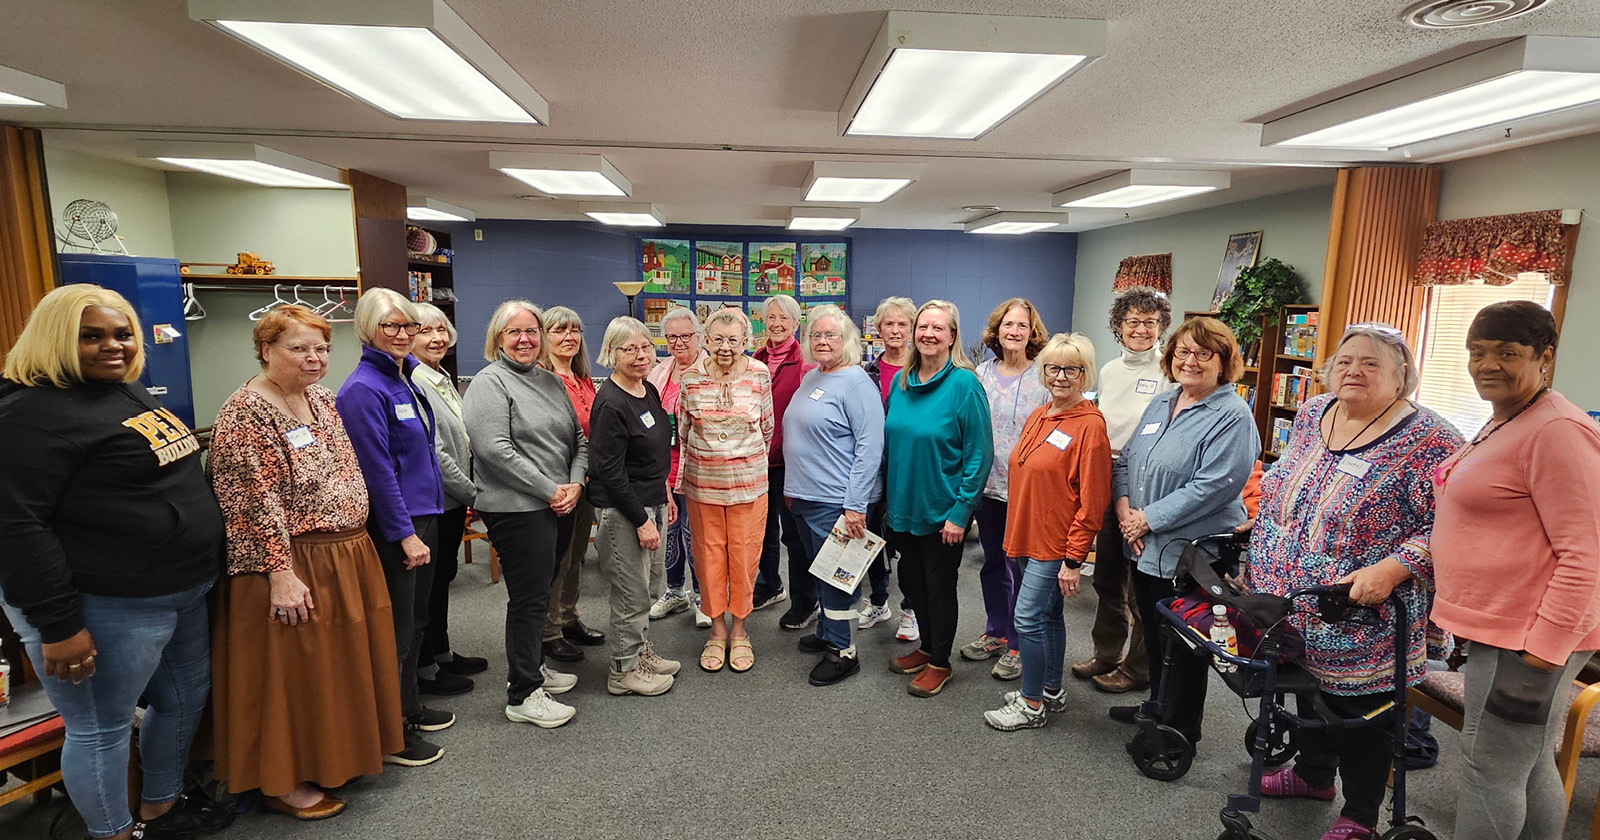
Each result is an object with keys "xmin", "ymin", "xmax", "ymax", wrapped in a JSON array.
[
  {"xmin": 1244, "ymin": 720, "xmax": 1298, "ymax": 767},
  {"xmin": 1128, "ymin": 724, "xmax": 1194, "ymax": 781},
  {"xmin": 1377, "ymin": 825, "xmax": 1435, "ymax": 840}
]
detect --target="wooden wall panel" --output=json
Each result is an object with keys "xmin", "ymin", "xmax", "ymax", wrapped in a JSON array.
[
  {"xmin": 0, "ymin": 126, "xmax": 56, "ymax": 354},
  {"xmin": 349, "ymin": 169, "xmax": 407, "ymax": 294},
  {"xmin": 1316, "ymin": 166, "xmax": 1440, "ymax": 362}
]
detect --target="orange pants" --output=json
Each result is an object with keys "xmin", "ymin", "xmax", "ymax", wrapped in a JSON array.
[{"xmin": 687, "ymin": 495, "xmax": 768, "ymax": 620}]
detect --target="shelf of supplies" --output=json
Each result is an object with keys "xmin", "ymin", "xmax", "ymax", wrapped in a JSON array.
[
  {"xmin": 1276, "ymin": 354, "xmax": 1315, "ymax": 364},
  {"xmin": 407, "ymin": 253, "xmax": 451, "ymax": 266}
]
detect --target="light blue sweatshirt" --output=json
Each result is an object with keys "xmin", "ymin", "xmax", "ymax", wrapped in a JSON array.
[
  {"xmin": 883, "ymin": 359, "xmax": 994, "ymax": 536},
  {"xmin": 782, "ymin": 366, "xmax": 885, "ymax": 512}
]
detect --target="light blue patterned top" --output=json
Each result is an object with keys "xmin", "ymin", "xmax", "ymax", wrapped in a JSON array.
[{"xmin": 976, "ymin": 358, "xmax": 1050, "ymax": 501}]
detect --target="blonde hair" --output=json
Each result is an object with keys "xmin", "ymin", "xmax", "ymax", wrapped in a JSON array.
[
  {"xmin": 801, "ymin": 304, "xmax": 863, "ymax": 368},
  {"xmin": 542, "ymin": 306, "xmax": 590, "ymax": 380},
  {"xmin": 414, "ymin": 302, "xmax": 458, "ymax": 348},
  {"xmin": 901, "ymin": 299, "xmax": 972, "ymax": 390},
  {"xmin": 596, "ymin": 316, "xmax": 653, "ymax": 369},
  {"xmin": 874, "ymin": 296, "xmax": 916, "ymax": 330},
  {"xmin": 483, "ymin": 299, "xmax": 544, "ymax": 362},
  {"xmin": 354, "ymin": 288, "xmax": 421, "ymax": 346},
  {"xmin": 1036, "ymin": 333, "xmax": 1099, "ymax": 390},
  {"xmin": 4, "ymin": 284, "xmax": 145, "ymax": 387}
]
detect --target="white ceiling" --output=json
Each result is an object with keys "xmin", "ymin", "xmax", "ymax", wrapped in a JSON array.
[{"xmin": 7, "ymin": 0, "xmax": 1600, "ymax": 231}]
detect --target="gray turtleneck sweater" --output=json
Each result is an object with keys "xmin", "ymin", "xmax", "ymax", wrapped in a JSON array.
[
  {"xmin": 462, "ymin": 356, "xmax": 588, "ymax": 513},
  {"xmin": 1097, "ymin": 344, "xmax": 1172, "ymax": 455}
]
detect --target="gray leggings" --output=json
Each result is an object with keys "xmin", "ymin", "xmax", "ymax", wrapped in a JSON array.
[{"xmin": 1457, "ymin": 641, "xmax": 1588, "ymax": 840}]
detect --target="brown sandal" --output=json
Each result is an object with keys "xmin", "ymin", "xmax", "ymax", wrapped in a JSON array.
[
  {"xmin": 728, "ymin": 637, "xmax": 755, "ymax": 673},
  {"xmin": 699, "ymin": 639, "xmax": 727, "ymax": 672}
]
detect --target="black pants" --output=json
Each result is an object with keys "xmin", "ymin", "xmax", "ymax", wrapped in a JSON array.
[
  {"xmin": 370, "ymin": 514, "xmax": 440, "ymax": 720},
  {"xmin": 865, "ymin": 498, "xmax": 909, "ymax": 610},
  {"xmin": 421, "ymin": 505, "xmax": 469, "ymax": 665},
  {"xmin": 890, "ymin": 529, "xmax": 964, "ymax": 668},
  {"xmin": 755, "ymin": 466, "xmax": 811, "ymax": 611},
  {"xmin": 1293, "ymin": 689, "xmax": 1397, "ymax": 827},
  {"xmin": 480, "ymin": 508, "xmax": 574, "ymax": 705},
  {"xmin": 1132, "ymin": 568, "xmax": 1209, "ymax": 741}
]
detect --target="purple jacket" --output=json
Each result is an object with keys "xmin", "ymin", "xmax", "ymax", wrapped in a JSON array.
[{"xmin": 338, "ymin": 345, "xmax": 445, "ymax": 542}]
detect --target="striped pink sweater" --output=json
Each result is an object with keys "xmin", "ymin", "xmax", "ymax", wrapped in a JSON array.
[{"xmin": 675, "ymin": 357, "xmax": 774, "ymax": 505}]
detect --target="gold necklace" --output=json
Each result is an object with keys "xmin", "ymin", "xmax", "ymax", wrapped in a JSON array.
[{"xmin": 263, "ymin": 375, "xmax": 313, "ymax": 425}]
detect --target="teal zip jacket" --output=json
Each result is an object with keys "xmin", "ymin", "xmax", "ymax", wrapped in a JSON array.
[{"xmin": 884, "ymin": 359, "xmax": 994, "ymax": 536}]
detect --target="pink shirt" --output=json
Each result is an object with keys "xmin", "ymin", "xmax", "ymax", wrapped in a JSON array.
[{"xmin": 1432, "ymin": 391, "xmax": 1600, "ymax": 663}]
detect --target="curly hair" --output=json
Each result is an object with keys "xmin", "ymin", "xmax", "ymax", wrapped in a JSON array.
[
  {"xmin": 1107, "ymin": 286, "xmax": 1172, "ymax": 347},
  {"xmin": 982, "ymin": 298, "xmax": 1048, "ymax": 359}
]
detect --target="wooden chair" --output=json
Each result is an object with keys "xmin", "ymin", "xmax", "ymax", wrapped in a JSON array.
[{"xmin": 460, "ymin": 509, "xmax": 499, "ymax": 583}]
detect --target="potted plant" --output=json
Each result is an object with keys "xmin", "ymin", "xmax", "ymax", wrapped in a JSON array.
[{"xmin": 1217, "ymin": 257, "xmax": 1306, "ymax": 353}]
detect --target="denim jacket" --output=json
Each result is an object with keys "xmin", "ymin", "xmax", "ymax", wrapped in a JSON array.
[{"xmin": 1112, "ymin": 385, "xmax": 1258, "ymax": 579}]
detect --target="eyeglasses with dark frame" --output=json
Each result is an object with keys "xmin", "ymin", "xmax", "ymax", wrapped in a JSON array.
[
  {"xmin": 1172, "ymin": 346, "xmax": 1217, "ymax": 362},
  {"xmin": 379, "ymin": 321, "xmax": 422, "ymax": 337},
  {"xmin": 1042, "ymin": 363, "xmax": 1085, "ymax": 380},
  {"xmin": 1122, "ymin": 317, "xmax": 1162, "ymax": 330}
]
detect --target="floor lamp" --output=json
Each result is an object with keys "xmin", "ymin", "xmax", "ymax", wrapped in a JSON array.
[{"xmin": 613, "ymin": 280, "xmax": 646, "ymax": 320}]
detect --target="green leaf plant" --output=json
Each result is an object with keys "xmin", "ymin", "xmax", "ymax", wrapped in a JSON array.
[{"xmin": 1216, "ymin": 257, "xmax": 1306, "ymax": 349}]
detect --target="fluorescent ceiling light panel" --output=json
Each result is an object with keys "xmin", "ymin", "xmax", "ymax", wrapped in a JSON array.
[
  {"xmin": 137, "ymin": 141, "xmax": 347, "ymax": 189},
  {"xmin": 1054, "ymin": 170, "xmax": 1231, "ymax": 208},
  {"xmin": 787, "ymin": 207, "xmax": 859, "ymax": 231},
  {"xmin": 489, "ymin": 153, "xmax": 632, "ymax": 196},
  {"xmin": 0, "ymin": 64, "xmax": 67, "ymax": 108},
  {"xmin": 581, "ymin": 202, "xmax": 664, "ymax": 227},
  {"xmin": 964, "ymin": 212, "xmax": 1067, "ymax": 235},
  {"xmin": 802, "ymin": 162, "xmax": 921, "ymax": 203},
  {"xmin": 188, "ymin": 0, "xmax": 547, "ymax": 124},
  {"xmin": 408, "ymin": 196, "xmax": 475, "ymax": 222},
  {"xmin": 839, "ymin": 12, "xmax": 1106, "ymax": 139},
  {"xmin": 1263, "ymin": 36, "xmax": 1600, "ymax": 150}
]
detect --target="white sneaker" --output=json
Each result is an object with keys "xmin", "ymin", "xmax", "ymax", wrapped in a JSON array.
[
  {"xmin": 540, "ymin": 664, "xmax": 577, "ymax": 695},
  {"xmin": 895, "ymin": 609, "xmax": 920, "ymax": 642},
  {"xmin": 984, "ymin": 694, "xmax": 1047, "ymax": 732},
  {"xmin": 649, "ymin": 589, "xmax": 691, "ymax": 620},
  {"xmin": 1004, "ymin": 686, "xmax": 1067, "ymax": 713},
  {"xmin": 505, "ymin": 689, "xmax": 576, "ymax": 728},
  {"xmin": 694, "ymin": 604, "xmax": 712, "ymax": 628},
  {"xmin": 857, "ymin": 603, "xmax": 893, "ymax": 629}
]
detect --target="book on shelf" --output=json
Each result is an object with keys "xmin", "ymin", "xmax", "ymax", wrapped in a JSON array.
[
  {"xmin": 1232, "ymin": 383, "xmax": 1257, "ymax": 410},
  {"xmin": 1270, "ymin": 417, "xmax": 1294, "ymax": 456},
  {"xmin": 1272, "ymin": 371, "xmax": 1314, "ymax": 410},
  {"xmin": 407, "ymin": 271, "xmax": 433, "ymax": 303},
  {"xmin": 1282, "ymin": 311, "xmax": 1319, "ymax": 358}
]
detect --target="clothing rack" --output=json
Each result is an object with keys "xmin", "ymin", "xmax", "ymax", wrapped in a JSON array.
[{"xmin": 185, "ymin": 282, "xmax": 360, "ymax": 322}]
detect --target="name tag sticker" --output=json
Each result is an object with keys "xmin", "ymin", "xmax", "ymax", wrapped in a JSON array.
[
  {"xmin": 1046, "ymin": 429, "xmax": 1073, "ymax": 450},
  {"xmin": 395, "ymin": 402, "xmax": 417, "ymax": 421},
  {"xmin": 285, "ymin": 425, "xmax": 315, "ymax": 450},
  {"xmin": 1136, "ymin": 379, "xmax": 1158, "ymax": 395},
  {"xmin": 1335, "ymin": 454, "xmax": 1372, "ymax": 478},
  {"xmin": 640, "ymin": 411, "xmax": 657, "ymax": 429},
  {"xmin": 808, "ymin": 388, "xmax": 825, "ymax": 401},
  {"xmin": 1139, "ymin": 422, "xmax": 1161, "ymax": 436}
]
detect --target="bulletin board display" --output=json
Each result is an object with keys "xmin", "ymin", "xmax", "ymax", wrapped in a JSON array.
[{"xmin": 637, "ymin": 236, "xmax": 849, "ymax": 349}]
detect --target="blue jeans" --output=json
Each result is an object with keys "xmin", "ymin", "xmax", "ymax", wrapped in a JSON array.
[
  {"xmin": 1014, "ymin": 558, "xmax": 1065, "ymax": 701},
  {"xmin": 665, "ymin": 492, "xmax": 697, "ymax": 592},
  {"xmin": 1, "ymin": 581, "xmax": 212, "ymax": 838},
  {"xmin": 788, "ymin": 499, "xmax": 861, "ymax": 651}
]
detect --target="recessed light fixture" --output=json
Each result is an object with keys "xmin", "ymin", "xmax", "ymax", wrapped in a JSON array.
[
  {"xmin": 407, "ymin": 195, "xmax": 476, "ymax": 222},
  {"xmin": 838, "ymin": 12, "xmax": 1106, "ymax": 139},
  {"xmin": 581, "ymin": 202, "xmax": 664, "ymax": 227},
  {"xmin": 1262, "ymin": 36, "xmax": 1600, "ymax": 150},
  {"xmin": 0, "ymin": 64, "xmax": 67, "ymax": 108},
  {"xmin": 492, "ymin": 153, "xmax": 632, "ymax": 196},
  {"xmin": 137, "ymin": 141, "xmax": 347, "ymax": 189},
  {"xmin": 787, "ymin": 207, "xmax": 859, "ymax": 231},
  {"xmin": 187, "ymin": 0, "xmax": 548, "ymax": 124},
  {"xmin": 964, "ymin": 212, "xmax": 1068, "ymax": 235},
  {"xmin": 1054, "ymin": 170, "xmax": 1231, "ymax": 208},
  {"xmin": 803, "ymin": 162, "xmax": 921, "ymax": 203}
]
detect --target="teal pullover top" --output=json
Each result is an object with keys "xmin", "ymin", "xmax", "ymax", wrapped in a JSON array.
[{"xmin": 883, "ymin": 359, "xmax": 994, "ymax": 536}]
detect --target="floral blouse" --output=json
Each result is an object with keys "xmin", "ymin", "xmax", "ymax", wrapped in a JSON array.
[{"xmin": 208, "ymin": 384, "xmax": 369, "ymax": 575}]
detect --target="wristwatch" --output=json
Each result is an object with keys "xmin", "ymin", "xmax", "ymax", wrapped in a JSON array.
[{"xmin": 1063, "ymin": 558, "xmax": 1084, "ymax": 570}]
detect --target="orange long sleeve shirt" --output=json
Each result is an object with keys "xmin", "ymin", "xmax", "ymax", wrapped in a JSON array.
[{"xmin": 1002, "ymin": 400, "xmax": 1113, "ymax": 562}]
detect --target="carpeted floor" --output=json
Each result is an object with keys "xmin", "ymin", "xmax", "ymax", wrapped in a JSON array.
[{"xmin": 5, "ymin": 538, "xmax": 1599, "ymax": 840}]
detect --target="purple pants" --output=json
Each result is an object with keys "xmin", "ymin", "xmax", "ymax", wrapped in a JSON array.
[{"xmin": 975, "ymin": 496, "xmax": 1019, "ymax": 646}]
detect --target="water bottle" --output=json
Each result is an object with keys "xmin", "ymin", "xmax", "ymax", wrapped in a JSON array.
[
  {"xmin": 0, "ymin": 652, "xmax": 11, "ymax": 708},
  {"xmin": 1209, "ymin": 605, "xmax": 1239, "ymax": 672}
]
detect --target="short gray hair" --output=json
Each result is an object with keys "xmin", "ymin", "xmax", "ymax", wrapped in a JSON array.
[
  {"xmin": 874, "ymin": 296, "xmax": 915, "ymax": 330},
  {"xmin": 596, "ymin": 316, "xmax": 653, "ymax": 369},
  {"xmin": 1320, "ymin": 323, "xmax": 1420, "ymax": 399},
  {"xmin": 763, "ymin": 293, "xmax": 802, "ymax": 327},
  {"xmin": 801, "ymin": 304, "xmax": 863, "ymax": 368},
  {"xmin": 542, "ymin": 305, "xmax": 589, "ymax": 380},
  {"xmin": 414, "ymin": 302, "xmax": 457, "ymax": 347},
  {"xmin": 354, "ymin": 288, "xmax": 420, "ymax": 347},
  {"xmin": 703, "ymin": 306, "xmax": 752, "ymax": 342},
  {"xmin": 483, "ymin": 299, "xmax": 543, "ymax": 362},
  {"xmin": 661, "ymin": 306, "xmax": 699, "ymax": 334}
]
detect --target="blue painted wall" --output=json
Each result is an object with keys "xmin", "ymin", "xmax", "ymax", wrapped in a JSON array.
[{"xmin": 430, "ymin": 221, "xmax": 1077, "ymax": 375}]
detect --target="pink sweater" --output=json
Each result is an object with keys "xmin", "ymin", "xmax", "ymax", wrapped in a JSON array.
[{"xmin": 1432, "ymin": 391, "xmax": 1600, "ymax": 663}]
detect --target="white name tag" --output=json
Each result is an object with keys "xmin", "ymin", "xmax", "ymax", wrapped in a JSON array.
[
  {"xmin": 1335, "ymin": 454, "xmax": 1372, "ymax": 478},
  {"xmin": 1136, "ymin": 379, "xmax": 1158, "ymax": 395},
  {"xmin": 1046, "ymin": 429, "xmax": 1073, "ymax": 450},
  {"xmin": 285, "ymin": 425, "xmax": 315, "ymax": 450},
  {"xmin": 809, "ymin": 388, "xmax": 825, "ymax": 400},
  {"xmin": 641, "ymin": 411, "xmax": 657, "ymax": 428},
  {"xmin": 1139, "ymin": 422, "xmax": 1160, "ymax": 436},
  {"xmin": 395, "ymin": 402, "xmax": 416, "ymax": 421}
]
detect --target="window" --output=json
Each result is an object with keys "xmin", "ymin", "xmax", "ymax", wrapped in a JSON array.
[{"xmin": 1415, "ymin": 274, "xmax": 1557, "ymax": 438}]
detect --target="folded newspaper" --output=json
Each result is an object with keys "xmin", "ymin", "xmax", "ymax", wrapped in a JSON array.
[{"xmin": 807, "ymin": 514, "xmax": 888, "ymax": 593}]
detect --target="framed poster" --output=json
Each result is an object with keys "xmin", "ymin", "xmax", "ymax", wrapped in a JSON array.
[
  {"xmin": 640, "ymin": 238, "xmax": 691, "ymax": 293},
  {"xmin": 693, "ymin": 241, "xmax": 744, "ymax": 295},
  {"xmin": 1211, "ymin": 231, "xmax": 1263, "ymax": 310},
  {"xmin": 747, "ymin": 242, "xmax": 797, "ymax": 296},
  {"xmin": 799, "ymin": 242, "xmax": 848, "ymax": 298}
]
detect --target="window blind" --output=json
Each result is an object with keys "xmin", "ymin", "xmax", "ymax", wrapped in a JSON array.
[{"xmin": 1415, "ymin": 275, "xmax": 1555, "ymax": 438}]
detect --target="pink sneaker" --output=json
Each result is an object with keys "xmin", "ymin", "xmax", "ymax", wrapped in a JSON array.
[
  {"xmin": 1320, "ymin": 816, "xmax": 1373, "ymax": 840},
  {"xmin": 1260, "ymin": 767, "xmax": 1336, "ymax": 800}
]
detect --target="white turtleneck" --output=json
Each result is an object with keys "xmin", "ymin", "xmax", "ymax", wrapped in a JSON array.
[{"xmin": 1098, "ymin": 344, "xmax": 1172, "ymax": 455}]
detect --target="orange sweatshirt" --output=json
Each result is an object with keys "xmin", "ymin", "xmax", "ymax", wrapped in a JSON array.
[
  {"xmin": 1432, "ymin": 391, "xmax": 1600, "ymax": 664},
  {"xmin": 1002, "ymin": 400, "xmax": 1113, "ymax": 562}
]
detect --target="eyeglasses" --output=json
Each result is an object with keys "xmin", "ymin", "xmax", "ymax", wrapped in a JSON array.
[
  {"xmin": 502, "ymin": 327, "xmax": 541, "ymax": 340},
  {"xmin": 1346, "ymin": 322, "xmax": 1404, "ymax": 339},
  {"xmin": 1042, "ymin": 364, "xmax": 1084, "ymax": 380},
  {"xmin": 664, "ymin": 333, "xmax": 696, "ymax": 345},
  {"xmin": 379, "ymin": 321, "xmax": 422, "ymax": 337},
  {"xmin": 1172, "ymin": 346, "xmax": 1217, "ymax": 362},
  {"xmin": 617, "ymin": 344, "xmax": 654, "ymax": 356},
  {"xmin": 706, "ymin": 335, "xmax": 745, "ymax": 348},
  {"xmin": 1122, "ymin": 318, "xmax": 1162, "ymax": 330},
  {"xmin": 810, "ymin": 332, "xmax": 842, "ymax": 343},
  {"xmin": 549, "ymin": 326, "xmax": 583, "ymax": 336},
  {"xmin": 277, "ymin": 342, "xmax": 332, "ymax": 357}
]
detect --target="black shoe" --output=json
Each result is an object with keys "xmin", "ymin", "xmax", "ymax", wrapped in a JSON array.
[
  {"xmin": 751, "ymin": 588, "xmax": 787, "ymax": 611},
  {"xmin": 419, "ymin": 669, "xmax": 474, "ymax": 696},
  {"xmin": 137, "ymin": 792, "xmax": 236, "ymax": 838},
  {"xmin": 544, "ymin": 638, "xmax": 585, "ymax": 662},
  {"xmin": 437, "ymin": 652, "xmax": 489, "ymax": 676},
  {"xmin": 409, "ymin": 706, "xmax": 456, "ymax": 732},
  {"xmin": 1109, "ymin": 705, "xmax": 1139, "ymax": 724},
  {"xmin": 797, "ymin": 633, "xmax": 827, "ymax": 653},
  {"xmin": 384, "ymin": 726, "xmax": 444, "ymax": 767},
  {"xmin": 562, "ymin": 621, "xmax": 606, "ymax": 646},
  {"xmin": 808, "ymin": 650, "xmax": 860, "ymax": 686},
  {"xmin": 779, "ymin": 607, "xmax": 817, "ymax": 630}
]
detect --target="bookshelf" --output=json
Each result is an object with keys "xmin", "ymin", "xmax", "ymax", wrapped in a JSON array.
[
  {"xmin": 1183, "ymin": 303, "xmax": 1320, "ymax": 463},
  {"xmin": 406, "ymin": 225, "xmax": 458, "ymax": 377}
]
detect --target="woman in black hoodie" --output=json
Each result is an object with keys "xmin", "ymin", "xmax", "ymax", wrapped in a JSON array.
[{"xmin": 0, "ymin": 285, "xmax": 229, "ymax": 840}]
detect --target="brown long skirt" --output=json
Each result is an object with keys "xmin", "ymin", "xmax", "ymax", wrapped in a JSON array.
[{"xmin": 213, "ymin": 527, "xmax": 405, "ymax": 796}]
